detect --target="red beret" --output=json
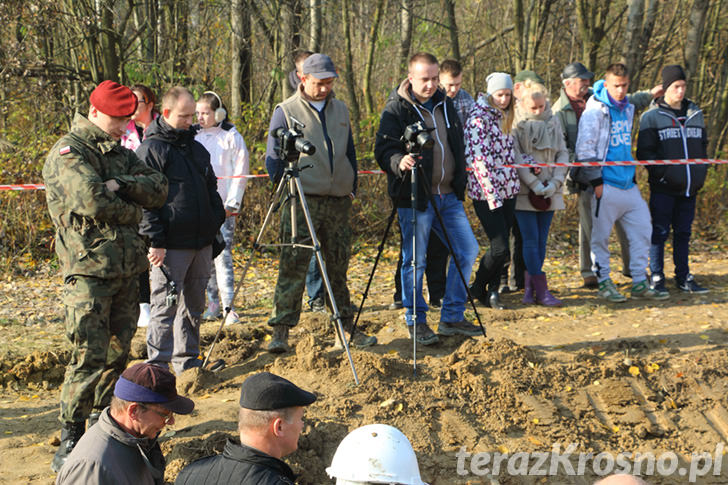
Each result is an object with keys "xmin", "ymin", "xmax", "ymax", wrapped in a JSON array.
[{"xmin": 89, "ymin": 80, "xmax": 138, "ymax": 117}]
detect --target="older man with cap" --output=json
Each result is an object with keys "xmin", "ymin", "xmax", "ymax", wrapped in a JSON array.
[
  {"xmin": 56, "ymin": 362, "xmax": 194, "ymax": 485},
  {"xmin": 264, "ymin": 53, "xmax": 376, "ymax": 353},
  {"xmin": 43, "ymin": 81, "xmax": 168, "ymax": 472},
  {"xmin": 175, "ymin": 372, "xmax": 316, "ymax": 484},
  {"xmin": 555, "ymin": 62, "xmax": 660, "ymax": 288}
]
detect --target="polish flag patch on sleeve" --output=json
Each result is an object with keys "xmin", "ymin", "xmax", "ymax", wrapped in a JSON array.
[{"xmin": 59, "ymin": 146, "xmax": 71, "ymax": 155}]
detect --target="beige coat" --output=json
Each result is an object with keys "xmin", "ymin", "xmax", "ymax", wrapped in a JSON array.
[{"xmin": 512, "ymin": 104, "xmax": 569, "ymax": 211}]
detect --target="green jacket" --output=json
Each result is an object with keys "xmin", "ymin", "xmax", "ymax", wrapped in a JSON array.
[
  {"xmin": 43, "ymin": 113, "xmax": 168, "ymax": 279},
  {"xmin": 553, "ymin": 88, "xmax": 653, "ymax": 161}
]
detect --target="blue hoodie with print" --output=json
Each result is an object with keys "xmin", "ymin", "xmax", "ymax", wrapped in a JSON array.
[{"xmin": 593, "ymin": 79, "xmax": 635, "ymax": 190}]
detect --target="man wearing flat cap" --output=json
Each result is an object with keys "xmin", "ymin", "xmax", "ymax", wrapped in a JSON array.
[
  {"xmin": 43, "ymin": 80, "xmax": 168, "ymax": 472},
  {"xmin": 175, "ymin": 372, "xmax": 316, "ymax": 484},
  {"xmin": 264, "ymin": 53, "xmax": 376, "ymax": 353},
  {"xmin": 554, "ymin": 62, "xmax": 661, "ymax": 289},
  {"xmin": 56, "ymin": 362, "xmax": 194, "ymax": 485}
]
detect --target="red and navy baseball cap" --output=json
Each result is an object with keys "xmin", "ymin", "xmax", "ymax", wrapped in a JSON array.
[{"xmin": 114, "ymin": 363, "xmax": 195, "ymax": 414}]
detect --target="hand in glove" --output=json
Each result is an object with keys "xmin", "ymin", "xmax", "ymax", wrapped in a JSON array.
[
  {"xmin": 531, "ymin": 182, "xmax": 547, "ymax": 196},
  {"xmin": 542, "ymin": 181, "xmax": 557, "ymax": 198}
]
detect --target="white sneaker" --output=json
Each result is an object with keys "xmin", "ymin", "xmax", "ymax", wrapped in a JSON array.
[
  {"xmin": 137, "ymin": 303, "xmax": 151, "ymax": 328},
  {"xmin": 224, "ymin": 310, "xmax": 240, "ymax": 326}
]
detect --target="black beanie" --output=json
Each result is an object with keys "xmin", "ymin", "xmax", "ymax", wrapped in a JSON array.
[{"xmin": 661, "ymin": 65, "xmax": 686, "ymax": 92}]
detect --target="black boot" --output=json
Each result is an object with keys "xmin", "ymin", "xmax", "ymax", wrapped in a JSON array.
[
  {"xmin": 87, "ymin": 411, "xmax": 102, "ymax": 428},
  {"xmin": 51, "ymin": 422, "xmax": 85, "ymax": 472},
  {"xmin": 487, "ymin": 290, "xmax": 506, "ymax": 310}
]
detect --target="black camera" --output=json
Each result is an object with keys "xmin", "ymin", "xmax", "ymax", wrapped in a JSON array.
[
  {"xmin": 402, "ymin": 121, "xmax": 434, "ymax": 154},
  {"xmin": 274, "ymin": 118, "xmax": 316, "ymax": 162}
]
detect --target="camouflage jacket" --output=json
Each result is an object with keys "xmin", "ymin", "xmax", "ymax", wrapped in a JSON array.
[{"xmin": 43, "ymin": 113, "xmax": 168, "ymax": 279}]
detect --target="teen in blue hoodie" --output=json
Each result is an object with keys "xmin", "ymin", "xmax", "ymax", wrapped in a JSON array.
[{"xmin": 575, "ymin": 64, "xmax": 669, "ymax": 303}]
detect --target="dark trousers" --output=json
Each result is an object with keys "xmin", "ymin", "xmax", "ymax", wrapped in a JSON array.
[
  {"xmin": 472, "ymin": 198, "xmax": 516, "ymax": 293},
  {"xmin": 501, "ymin": 219, "xmax": 525, "ymax": 288},
  {"xmin": 138, "ymin": 269, "xmax": 150, "ymax": 304},
  {"xmin": 393, "ymin": 227, "xmax": 449, "ymax": 303},
  {"xmin": 649, "ymin": 191, "xmax": 697, "ymax": 282}
]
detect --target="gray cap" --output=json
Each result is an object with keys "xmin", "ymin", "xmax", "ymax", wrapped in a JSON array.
[
  {"xmin": 302, "ymin": 53, "xmax": 339, "ymax": 79},
  {"xmin": 486, "ymin": 72, "xmax": 513, "ymax": 95},
  {"xmin": 561, "ymin": 62, "xmax": 594, "ymax": 80}
]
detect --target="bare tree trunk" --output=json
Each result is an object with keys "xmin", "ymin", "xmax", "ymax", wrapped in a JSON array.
[
  {"xmin": 342, "ymin": 0, "xmax": 360, "ymax": 135},
  {"xmin": 444, "ymin": 0, "xmax": 460, "ymax": 61},
  {"xmin": 98, "ymin": 0, "xmax": 120, "ymax": 81},
  {"xmin": 684, "ymin": 0, "xmax": 709, "ymax": 92},
  {"xmin": 308, "ymin": 0, "xmax": 321, "ymax": 51},
  {"xmin": 575, "ymin": 0, "xmax": 612, "ymax": 71},
  {"xmin": 399, "ymin": 0, "xmax": 412, "ymax": 75},
  {"xmin": 514, "ymin": 0, "xmax": 555, "ymax": 70},
  {"xmin": 363, "ymin": 0, "xmax": 386, "ymax": 114},
  {"xmin": 281, "ymin": 0, "xmax": 302, "ymax": 99},
  {"xmin": 231, "ymin": 0, "xmax": 252, "ymax": 116},
  {"xmin": 622, "ymin": 0, "xmax": 658, "ymax": 87}
]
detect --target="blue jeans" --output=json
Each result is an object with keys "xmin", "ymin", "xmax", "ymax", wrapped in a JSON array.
[
  {"xmin": 397, "ymin": 193, "xmax": 478, "ymax": 325},
  {"xmin": 305, "ymin": 254, "xmax": 324, "ymax": 304},
  {"xmin": 514, "ymin": 210, "xmax": 554, "ymax": 275},
  {"xmin": 649, "ymin": 191, "xmax": 696, "ymax": 282}
]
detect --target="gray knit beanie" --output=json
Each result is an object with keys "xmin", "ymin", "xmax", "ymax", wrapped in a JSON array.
[{"xmin": 486, "ymin": 72, "xmax": 513, "ymax": 95}]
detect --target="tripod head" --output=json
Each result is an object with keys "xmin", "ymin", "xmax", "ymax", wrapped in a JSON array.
[{"xmin": 274, "ymin": 117, "xmax": 316, "ymax": 164}]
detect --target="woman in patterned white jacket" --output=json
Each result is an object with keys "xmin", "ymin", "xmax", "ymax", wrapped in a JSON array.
[
  {"xmin": 195, "ymin": 91, "xmax": 250, "ymax": 325},
  {"xmin": 464, "ymin": 72, "xmax": 522, "ymax": 310}
]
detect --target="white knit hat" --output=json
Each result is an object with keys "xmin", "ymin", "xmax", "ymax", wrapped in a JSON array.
[{"xmin": 486, "ymin": 72, "xmax": 513, "ymax": 95}]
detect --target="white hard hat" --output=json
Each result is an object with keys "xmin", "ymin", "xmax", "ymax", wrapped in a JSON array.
[{"xmin": 326, "ymin": 424, "xmax": 427, "ymax": 485}]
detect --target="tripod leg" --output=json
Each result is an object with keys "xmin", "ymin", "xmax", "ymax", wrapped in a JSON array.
[
  {"xmin": 291, "ymin": 177, "xmax": 360, "ymax": 385},
  {"xmin": 202, "ymin": 174, "xmax": 290, "ymax": 368},
  {"xmin": 415, "ymin": 165, "xmax": 486, "ymax": 337},
  {"xmin": 410, "ymin": 166, "xmax": 418, "ymax": 375}
]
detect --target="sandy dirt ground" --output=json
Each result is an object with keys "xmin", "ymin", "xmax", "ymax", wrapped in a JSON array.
[{"xmin": 1, "ymin": 244, "xmax": 728, "ymax": 484}]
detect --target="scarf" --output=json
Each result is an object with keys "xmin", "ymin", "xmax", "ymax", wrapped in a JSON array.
[{"xmin": 513, "ymin": 103, "xmax": 561, "ymax": 155}]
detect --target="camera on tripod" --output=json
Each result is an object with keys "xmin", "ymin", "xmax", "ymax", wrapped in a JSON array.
[
  {"xmin": 274, "ymin": 117, "xmax": 316, "ymax": 163},
  {"xmin": 402, "ymin": 121, "xmax": 434, "ymax": 154}
]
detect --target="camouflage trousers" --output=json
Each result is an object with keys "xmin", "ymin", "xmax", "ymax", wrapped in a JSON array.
[
  {"xmin": 268, "ymin": 195, "xmax": 353, "ymax": 328},
  {"xmin": 59, "ymin": 275, "xmax": 139, "ymax": 425}
]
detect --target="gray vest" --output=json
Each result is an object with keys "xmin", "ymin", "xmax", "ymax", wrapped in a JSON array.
[{"xmin": 278, "ymin": 89, "xmax": 355, "ymax": 196}]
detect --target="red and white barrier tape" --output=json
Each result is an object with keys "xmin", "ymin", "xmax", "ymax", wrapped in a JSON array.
[
  {"xmin": 2, "ymin": 161, "xmax": 724, "ymax": 191},
  {"xmin": 502, "ymin": 158, "xmax": 728, "ymax": 168}
]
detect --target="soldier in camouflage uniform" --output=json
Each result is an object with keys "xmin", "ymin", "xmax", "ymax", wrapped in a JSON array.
[
  {"xmin": 264, "ymin": 54, "xmax": 377, "ymax": 353},
  {"xmin": 43, "ymin": 80, "xmax": 168, "ymax": 472}
]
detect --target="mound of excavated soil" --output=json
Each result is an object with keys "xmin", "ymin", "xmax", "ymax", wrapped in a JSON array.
[{"xmin": 1, "ymin": 350, "xmax": 70, "ymax": 390}]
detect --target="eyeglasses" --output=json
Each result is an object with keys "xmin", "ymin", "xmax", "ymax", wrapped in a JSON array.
[
  {"xmin": 136, "ymin": 98, "xmax": 147, "ymax": 104},
  {"xmin": 139, "ymin": 404, "xmax": 174, "ymax": 424}
]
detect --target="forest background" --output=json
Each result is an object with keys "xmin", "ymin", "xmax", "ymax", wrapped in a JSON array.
[{"xmin": 1, "ymin": 0, "xmax": 727, "ymax": 273}]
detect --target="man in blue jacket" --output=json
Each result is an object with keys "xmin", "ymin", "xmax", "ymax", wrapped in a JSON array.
[
  {"xmin": 637, "ymin": 65, "xmax": 709, "ymax": 294},
  {"xmin": 575, "ymin": 64, "xmax": 669, "ymax": 303}
]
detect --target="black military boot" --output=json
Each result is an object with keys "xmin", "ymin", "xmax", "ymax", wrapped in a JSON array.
[
  {"xmin": 51, "ymin": 422, "xmax": 85, "ymax": 472},
  {"xmin": 87, "ymin": 411, "xmax": 102, "ymax": 428}
]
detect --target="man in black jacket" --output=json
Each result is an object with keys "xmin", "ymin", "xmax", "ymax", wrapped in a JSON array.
[
  {"xmin": 174, "ymin": 372, "xmax": 316, "ymax": 485},
  {"xmin": 138, "ymin": 86, "xmax": 226, "ymax": 374},
  {"xmin": 637, "ymin": 65, "xmax": 709, "ymax": 294},
  {"xmin": 374, "ymin": 52, "xmax": 480, "ymax": 346}
]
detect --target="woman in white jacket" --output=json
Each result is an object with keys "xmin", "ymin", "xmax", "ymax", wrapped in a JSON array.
[{"xmin": 195, "ymin": 91, "xmax": 250, "ymax": 324}]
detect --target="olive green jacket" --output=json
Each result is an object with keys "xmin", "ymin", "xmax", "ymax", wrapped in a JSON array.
[{"xmin": 43, "ymin": 113, "xmax": 168, "ymax": 279}]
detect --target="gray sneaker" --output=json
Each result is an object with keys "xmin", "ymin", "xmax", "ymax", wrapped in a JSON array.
[
  {"xmin": 597, "ymin": 278, "xmax": 627, "ymax": 303},
  {"xmin": 407, "ymin": 323, "xmax": 439, "ymax": 346},
  {"xmin": 632, "ymin": 280, "xmax": 670, "ymax": 300},
  {"xmin": 438, "ymin": 319, "xmax": 483, "ymax": 337}
]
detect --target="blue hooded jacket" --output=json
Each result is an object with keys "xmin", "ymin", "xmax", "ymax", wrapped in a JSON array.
[{"xmin": 593, "ymin": 80, "xmax": 635, "ymax": 190}]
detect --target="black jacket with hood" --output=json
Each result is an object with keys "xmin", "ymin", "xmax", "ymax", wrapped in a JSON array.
[
  {"xmin": 374, "ymin": 80, "xmax": 466, "ymax": 211},
  {"xmin": 636, "ymin": 98, "xmax": 708, "ymax": 197},
  {"xmin": 138, "ymin": 116, "xmax": 225, "ymax": 249},
  {"xmin": 174, "ymin": 439, "xmax": 296, "ymax": 485}
]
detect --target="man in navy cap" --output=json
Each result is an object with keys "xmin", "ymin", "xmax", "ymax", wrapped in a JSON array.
[
  {"xmin": 175, "ymin": 372, "xmax": 316, "ymax": 484},
  {"xmin": 56, "ymin": 362, "xmax": 195, "ymax": 484},
  {"xmin": 264, "ymin": 53, "xmax": 376, "ymax": 353}
]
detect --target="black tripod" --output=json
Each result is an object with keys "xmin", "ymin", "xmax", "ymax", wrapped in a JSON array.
[
  {"xmin": 203, "ymin": 120, "xmax": 360, "ymax": 385},
  {"xmin": 353, "ymin": 138, "xmax": 486, "ymax": 375}
]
